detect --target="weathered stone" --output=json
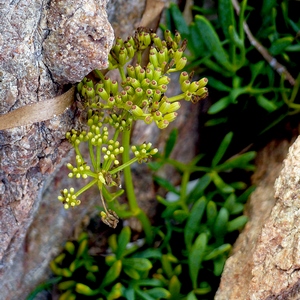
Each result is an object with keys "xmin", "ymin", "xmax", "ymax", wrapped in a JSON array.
[
  {"xmin": 215, "ymin": 135, "xmax": 300, "ymax": 299},
  {"xmin": 43, "ymin": 0, "xmax": 113, "ymax": 84},
  {"xmin": 0, "ymin": 1, "xmax": 113, "ymax": 298}
]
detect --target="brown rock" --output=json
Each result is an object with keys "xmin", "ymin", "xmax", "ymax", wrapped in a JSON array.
[
  {"xmin": 0, "ymin": 1, "xmax": 113, "ymax": 298},
  {"xmin": 216, "ymin": 135, "xmax": 300, "ymax": 299}
]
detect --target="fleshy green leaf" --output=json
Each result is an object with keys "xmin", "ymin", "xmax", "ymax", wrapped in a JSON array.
[
  {"xmin": 168, "ymin": 275, "xmax": 181, "ymax": 296},
  {"xmin": 227, "ymin": 215, "xmax": 248, "ymax": 232},
  {"xmin": 269, "ymin": 37, "xmax": 294, "ymax": 55},
  {"xmin": 122, "ymin": 258, "xmax": 152, "ymax": 271},
  {"xmin": 216, "ymin": 152, "xmax": 256, "ymax": 172},
  {"xmin": 194, "ymin": 15, "xmax": 233, "ymax": 72},
  {"xmin": 169, "ymin": 3, "xmax": 190, "ymax": 38},
  {"xmin": 256, "ymin": 94, "xmax": 278, "ymax": 112},
  {"xmin": 212, "ymin": 132, "xmax": 233, "ymax": 167},
  {"xmin": 145, "ymin": 287, "xmax": 171, "ymax": 299},
  {"xmin": 101, "ymin": 260, "xmax": 122, "ymax": 288},
  {"xmin": 218, "ymin": 0, "xmax": 236, "ymax": 39},
  {"xmin": 208, "ymin": 96, "xmax": 232, "ymax": 114},
  {"xmin": 154, "ymin": 176, "xmax": 179, "ymax": 195},
  {"xmin": 188, "ymin": 233, "xmax": 207, "ymax": 289},
  {"xmin": 213, "ymin": 207, "xmax": 229, "ymax": 238},
  {"xmin": 184, "ymin": 197, "xmax": 207, "ymax": 250},
  {"xmin": 116, "ymin": 226, "xmax": 131, "ymax": 259},
  {"xmin": 203, "ymin": 243, "xmax": 231, "ymax": 261},
  {"xmin": 211, "ymin": 172, "xmax": 234, "ymax": 193}
]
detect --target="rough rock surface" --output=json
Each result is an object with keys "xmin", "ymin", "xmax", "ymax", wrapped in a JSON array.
[
  {"xmin": 0, "ymin": 0, "xmax": 113, "ymax": 298},
  {"xmin": 43, "ymin": 0, "xmax": 113, "ymax": 84},
  {"xmin": 215, "ymin": 134, "xmax": 300, "ymax": 299}
]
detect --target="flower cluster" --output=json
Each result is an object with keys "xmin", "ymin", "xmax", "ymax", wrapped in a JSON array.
[
  {"xmin": 77, "ymin": 28, "xmax": 208, "ymax": 130},
  {"xmin": 58, "ymin": 28, "xmax": 208, "ymax": 228}
]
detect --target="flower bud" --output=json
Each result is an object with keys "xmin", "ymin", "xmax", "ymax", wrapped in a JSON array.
[
  {"xmin": 196, "ymin": 87, "xmax": 208, "ymax": 96},
  {"xmin": 176, "ymin": 57, "xmax": 187, "ymax": 70},
  {"xmin": 135, "ymin": 87, "xmax": 144, "ymax": 98},
  {"xmin": 144, "ymin": 115, "xmax": 153, "ymax": 124},
  {"xmin": 181, "ymin": 80, "xmax": 191, "ymax": 92},
  {"xmin": 174, "ymin": 31, "xmax": 181, "ymax": 44},
  {"xmin": 96, "ymin": 87, "xmax": 109, "ymax": 101},
  {"xmin": 85, "ymin": 78, "xmax": 94, "ymax": 88},
  {"xmin": 75, "ymin": 283, "xmax": 95, "ymax": 296},
  {"xmin": 81, "ymin": 85, "xmax": 88, "ymax": 97},
  {"xmin": 126, "ymin": 36, "xmax": 135, "ymax": 47},
  {"xmin": 151, "ymin": 33, "xmax": 162, "ymax": 49},
  {"xmin": 164, "ymin": 29, "xmax": 172, "ymax": 41},
  {"xmin": 153, "ymin": 110, "xmax": 163, "ymax": 121},
  {"xmin": 107, "ymin": 97, "xmax": 115, "ymax": 107},
  {"xmin": 143, "ymin": 32, "xmax": 151, "ymax": 47},
  {"xmin": 103, "ymin": 76, "xmax": 111, "ymax": 95},
  {"xmin": 157, "ymin": 50, "xmax": 166, "ymax": 65},
  {"xmin": 112, "ymin": 42, "xmax": 122, "ymax": 57},
  {"xmin": 157, "ymin": 119, "xmax": 169, "ymax": 129},
  {"xmin": 168, "ymin": 102, "xmax": 181, "ymax": 112},
  {"xmin": 153, "ymin": 68, "xmax": 162, "ymax": 82},
  {"xmin": 125, "ymin": 42, "xmax": 135, "ymax": 58},
  {"xmin": 159, "ymin": 101, "xmax": 170, "ymax": 114},
  {"xmin": 121, "ymin": 90, "xmax": 128, "ymax": 102},
  {"xmin": 141, "ymin": 78, "xmax": 151, "ymax": 89},
  {"xmin": 125, "ymin": 101, "xmax": 133, "ymax": 110},
  {"xmin": 152, "ymin": 101, "xmax": 160, "ymax": 111},
  {"xmin": 158, "ymin": 84, "xmax": 168, "ymax": 93},
  {"xmin": 149, "ymin": 80, "xmax": 158, "ymax": 89},
  {"xmin": 124, "ymin": 85, "xmax": 135, "ymax": 95},
  {"xmin": 130, "ymin": 78, "xmax": 140, "ymax": 89},
  {"xmin": 149, "ymin": 52, "xmax": 159, "ymax": 68},
  {"xmin": 153, "ymin": 89, "xmax": 162, "ymax": 102},
  {"xmin": 119, "ymin": 48, "xmax": 128, "ymax": 66},
  {"xmin": 198, "ymin": 77, "xmax": 208, "ymax": 88},
  {"xmin": 127, "ymin": 64, "xmax": 136, "ymax": 78},
  {"xmin": 189, "ymin": 81, "xmax": 200, "ymax": 92},
  {"xmin": 173, "ymin": 49, "xmax": 183, "ymax": 63},
  {"xmin": 145, "ymin": 88, "xmax": 153, "ymax": 97},
  {"xmin": 137, "ymin": 68, "xmax": 146, "ymax": 82},
  {"xmin": 86, "ymin": 86, "xmax": 95, "ymax": 99},
  {"xmin": 157, "ymin": 76, "xmax": 170, "ymax": 85},
  {"xmin": 179, "ymin": 71, "xmax": 189, "ymax": 85},
  {"xmin": 146, "ymin": 67, "xmax": 153, "ymax": 80},
  {"xmin": 111, "ymin": 80, "xmax": 118, "ymax": 95},
  {"xmin": 131, "ymin": 105, "xmax": 144, "ymax": 117},
  {"xmin": 184, "ymin": 91, "xmax": 192, "ymax": 101},
  {"xmin": 164, "ymin": 112, "xmax": 178, "ymax": 122}
]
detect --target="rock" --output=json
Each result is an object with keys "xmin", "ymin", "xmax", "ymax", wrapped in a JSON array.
[
  {"xmin": 215, "ymin": 135, "xmax": 300, "ymax": 299},
  {"xmin": 0, "ymin": 0, "xmax": 113, "ymax": 298}
]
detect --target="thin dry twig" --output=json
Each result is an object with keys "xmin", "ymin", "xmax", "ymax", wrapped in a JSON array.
[{"xmin": 232, "ymin": 0, "xmax": 296, "ymax": 86}]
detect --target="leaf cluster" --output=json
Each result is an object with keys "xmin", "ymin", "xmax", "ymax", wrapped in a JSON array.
[{"xmin": 165, "ymin": 0, "xmax": 300, "ymax": 134}]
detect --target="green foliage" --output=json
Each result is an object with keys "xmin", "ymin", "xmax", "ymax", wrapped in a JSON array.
[
  {"xmin": 32, "ymin": 129, "xmax": 254, "ymax": 299},
  {"xmin": 165, "ymin": 0, "xmax": 300, "ymax": 136}
]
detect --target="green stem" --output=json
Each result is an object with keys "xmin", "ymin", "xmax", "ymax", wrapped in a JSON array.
[
  {"xmin": 75, "ymin": 179, "xmax": 98, "ymax": 197},
  {"xmin": 96, "ymin": 145, "xmax": 101, "ymax": 172},
  {"xmin": 88, "ymin": 141, "xmax": 97, "ymax": 171},
  {"xmin": 137, "ymin": 51, "xmax": 142, "ymax": 64},
  {"xmin": 122, "ymin": 129, "xmax": 153, "ymax": 244},
  {"xmin": 118, "ymin": 66, "xmax": 126, "ymax": 82},
  {"xmin": 168, "ymin": 93, "xmax": 186, "ymax": 102},
  {"xmin": 110, "ymin": 157, "xmax": 139, "ymax": 175}
]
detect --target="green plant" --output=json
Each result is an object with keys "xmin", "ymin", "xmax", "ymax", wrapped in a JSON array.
[
  {"xmin": 165, "ymin": 0, "xmax": 299, "ymax": 133},
  {"xmin": 33, "ymin": 129, "xmax": 254, "ymax": 299},
  {"xmin": 58, "ymin": 28, "xmax": 208, "ymax": 244}
]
